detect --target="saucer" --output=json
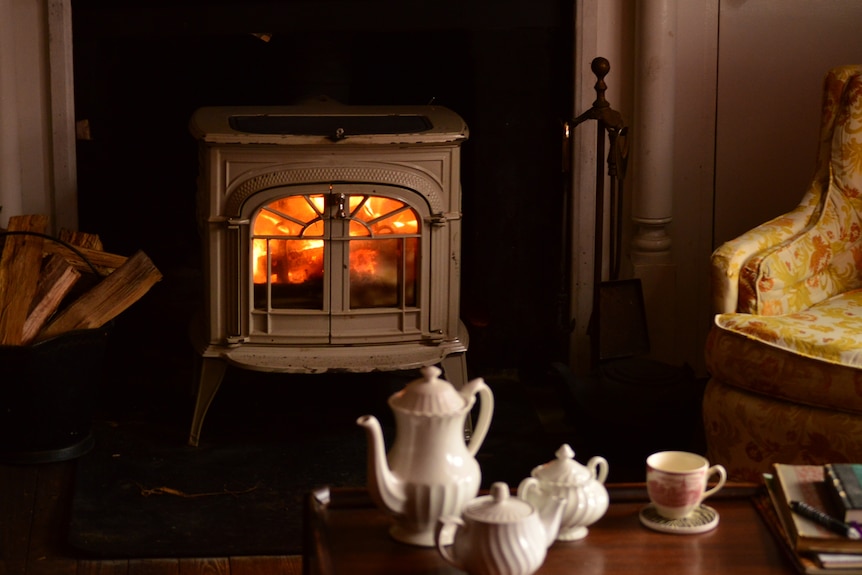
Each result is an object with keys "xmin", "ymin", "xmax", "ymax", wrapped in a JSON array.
[{"xmin": 639, "ymin": 504, "xmax": 719, "ymax": 534}]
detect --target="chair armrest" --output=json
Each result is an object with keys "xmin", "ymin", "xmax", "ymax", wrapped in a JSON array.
[{"xmin": 711, "ymin": 186, "xmax": 821, "ymax": 314}]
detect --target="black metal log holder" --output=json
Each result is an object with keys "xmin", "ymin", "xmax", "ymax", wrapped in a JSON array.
[
  {"xmin": 0, "ymin": 231, "xmax": 111, "ymax": 463},
  {"xmin": 567, "ymin": 57, "xmax": 645, "ymax": 368}
]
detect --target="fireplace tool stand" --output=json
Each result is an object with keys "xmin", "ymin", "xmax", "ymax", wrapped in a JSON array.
[
  {"xmin": 563, "ymin": 60, "xmax": 698, "ymax": 475},
  {"xmin": 568, "ymin": 57, "xmax": 646, "ymax": 369}
]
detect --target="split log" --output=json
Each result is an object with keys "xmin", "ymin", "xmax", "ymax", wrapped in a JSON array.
[
  {"xmin": 42, "ymin": 242, "xmax": 127, "ymax": 275},
  {"xmin": 36, "ymin": 250, "xmax": 162, "ymax": 342},
  {"xmin": 58, "ymin": 228, "xmax": 103, "ymax": 251},
  {"xmin": 20, "ymin": 254, "xmax": 82, "ymax": 345},
  {"xmin": 0, "ymin": 215, "xmax": 48, "ymax": 345}
]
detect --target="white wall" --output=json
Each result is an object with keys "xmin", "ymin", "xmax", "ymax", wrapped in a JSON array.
[
  {"xmin": 0, "ymin": 0, "xmax": 76, "ymax": 231},
  {"xmin": 573, "ymin": 0, "xmax": 862, "ymax": 377},
  {"xmin": 714, "ymin": 0, "xmax": 862, "ymax": 246}
]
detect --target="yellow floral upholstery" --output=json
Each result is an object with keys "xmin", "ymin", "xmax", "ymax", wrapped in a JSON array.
[{"xmin": 704, "ymin": 65, "xmax": 862, "ymax": 482}]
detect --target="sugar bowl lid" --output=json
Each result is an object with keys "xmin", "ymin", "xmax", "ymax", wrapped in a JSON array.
[
  {"xmin": 531, "ymin": 444, "xmax": 590, "ymax": 483},
  {"xmin": 463, "ymin": 482, "xmax": 533, "ymax": 524},
  {"xmin": 387, "ymin": 366, "xmax": 469, "ymax": 415}
]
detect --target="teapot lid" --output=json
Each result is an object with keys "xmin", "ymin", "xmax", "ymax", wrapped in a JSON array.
[
  {"xmin": 463, "ymin": 482, "xmax": 533, "ymax": 523},
  {"xmin": 531, "ymin": 444, "xmax": 590, "ymax": 483},
  {"xmin": 388, "ymin": 366, "xmax": 469, "ymax": 415}
]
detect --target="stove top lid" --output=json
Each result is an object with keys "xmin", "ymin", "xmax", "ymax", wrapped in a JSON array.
[
  {"xmin": 190, "ymin": 101, "xmax": 468, "ymax": 146},
  {"xmin": 228, "ymin": 114, "xmax": 432, "ymax": 136}
]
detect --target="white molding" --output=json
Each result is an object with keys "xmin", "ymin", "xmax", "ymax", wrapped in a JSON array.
[
  {"xmin": 0, "ymin": 0, "xmax": 77, "ymax": 231},
  {"xmin": 47, "ymin": 0, "xmax": 78, "ymax": 231},
  {"xmin": 0, "ymin": 0, "xmax": 24, "ymax": 226}
]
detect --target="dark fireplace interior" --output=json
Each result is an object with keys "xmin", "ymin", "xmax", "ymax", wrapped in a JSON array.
[{"xmin": 71, "ymin": 0, "xmax": 573, "ymax": 374}]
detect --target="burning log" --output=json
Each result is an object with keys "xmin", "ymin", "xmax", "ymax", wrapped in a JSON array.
[{"xmin": 0, "ymin": 215, "xmax": 162, "ymax": 346}]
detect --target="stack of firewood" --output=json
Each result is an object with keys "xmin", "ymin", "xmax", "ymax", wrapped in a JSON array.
[{"xmin": 0, "ymin": 214, "xmax": 162, "ymax": 346}]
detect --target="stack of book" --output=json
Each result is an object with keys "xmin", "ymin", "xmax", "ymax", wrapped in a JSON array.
[{"xmin": 759, "ymin": 463, "xmax": 862, "ymax": 574}]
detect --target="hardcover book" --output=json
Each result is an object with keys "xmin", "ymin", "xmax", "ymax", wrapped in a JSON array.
[
  {"xmin": 770, "ymin": 463, "xmax": 862, "ymax": 555},
  {"xmin": 825, "ymin": 464, "xmax": 862, "ymax": 524}
]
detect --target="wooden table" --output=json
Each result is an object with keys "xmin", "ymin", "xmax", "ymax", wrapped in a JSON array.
[{"xmin": 302, "ymin": 483, "xmax": 793, "ymax": 575}]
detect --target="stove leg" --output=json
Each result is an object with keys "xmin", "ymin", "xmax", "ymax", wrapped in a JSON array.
[
  {"xmin": 440, "ymin": 351, "xmax": 467, "ymax": 391},
  {"xmin": 188, "ymin": 357, "xmax": 227, "ymax": 447}
]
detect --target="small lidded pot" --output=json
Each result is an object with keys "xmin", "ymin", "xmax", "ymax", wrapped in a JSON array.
[
  {"xmin": 517, "ymin": 444, "xmax": 609, "ymax": 541},
  {"xmin": 436, "ymin": 482, "xmax": 564, "ymax": 575}
]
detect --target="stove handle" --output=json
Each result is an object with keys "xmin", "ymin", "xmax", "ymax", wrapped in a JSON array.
[{"xmin": 334, "ymin": 193, "xmax": 347, "ymax": 219}]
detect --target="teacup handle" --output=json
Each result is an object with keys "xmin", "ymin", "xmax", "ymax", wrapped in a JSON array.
[{"xmin": 700, "ymin": 464, "xmax": 727, "ymax": 503}]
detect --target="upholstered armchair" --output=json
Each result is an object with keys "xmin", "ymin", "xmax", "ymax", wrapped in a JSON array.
[{"xmin": 703, "ymin": 65, "xmax": 862, "ymax": 482}]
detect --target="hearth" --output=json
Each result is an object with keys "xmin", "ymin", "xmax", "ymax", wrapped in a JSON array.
[{"xmin": 187, "ymin": 100, "xmax": 470, "ymax": 445}]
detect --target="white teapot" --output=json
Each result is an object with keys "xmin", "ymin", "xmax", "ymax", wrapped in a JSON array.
[
  {"xmin": 517, "ymin": 444, "xmax": 609, "ymax": 541},
  {"xmin": 436, "ymin": 482, "xmax": 565, "ymax": 575},
  {"xmin": 357, "ymin": 366, "xmax": 494, "ymax": 547}
]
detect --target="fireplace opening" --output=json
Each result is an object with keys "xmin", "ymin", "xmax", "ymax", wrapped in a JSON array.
[{"xmin": 71, "ymin": 0, "xmax": 573, "ymax": 376}]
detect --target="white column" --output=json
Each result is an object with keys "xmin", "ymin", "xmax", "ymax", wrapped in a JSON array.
[
  {"xmin": 632, "ymin": 0, "xmax": 676, "ymax": 260},
  {"xmin": 631, "ymin": 0, "xmax": 678, "ymax": 362}
]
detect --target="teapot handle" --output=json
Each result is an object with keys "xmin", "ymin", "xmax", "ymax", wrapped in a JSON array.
[
  {"xmin": 517, "ymin": 476, "xmax": 540, "ymax": 502},
  {"xmin": 587, "ymin": 455, "xmax": 609, "ymax": 484},
  {"xmin": 466, "ymin": 379, "xmax": 494, "ymax": 456},
  {"xmin": 435, "ymin": 515, "xmax": 466, "ymax": 570}
]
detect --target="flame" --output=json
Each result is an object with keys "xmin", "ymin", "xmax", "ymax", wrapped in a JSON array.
[
  {"xmin": 350, "ymin": 248, "xmax": 379, "ymax": 277},
  {"xmin": 252, "ymin": 238, "xmax": 324, "ymax": 285}
]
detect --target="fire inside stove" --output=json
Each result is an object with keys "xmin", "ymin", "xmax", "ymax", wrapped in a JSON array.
[{"xmin": 251, "ymin": 190, "xmax": 419, "ymax": 310}]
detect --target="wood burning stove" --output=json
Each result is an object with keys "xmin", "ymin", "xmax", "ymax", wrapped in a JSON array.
[{"xmin": 187, "ymin": 101, "xmax": 470, "ymax": 446}]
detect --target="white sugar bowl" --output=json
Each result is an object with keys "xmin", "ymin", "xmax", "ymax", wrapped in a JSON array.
[
  {"xmin": 517, "ymin": 444, "xmax": 609, "ymax": 541},
  {"xmin": 436, "ymin": 482, "xmax": 565, "ymax": 575}
]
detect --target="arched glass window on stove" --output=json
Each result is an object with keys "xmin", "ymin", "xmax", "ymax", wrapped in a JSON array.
[
  {"xmin": 345, "ymin": 194, "xmax": 419, "ymax": 309},
  {"xmin": 252, "ymin": 194, "xmax": 326, "ymax": 310},
  {"xmin": 251, "ymin": 191, "xmax": 420, "ymax": 311}
]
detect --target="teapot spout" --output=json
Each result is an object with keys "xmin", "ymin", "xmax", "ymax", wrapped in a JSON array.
[
  {"xmin": 539, "ymin": 495, "xmax": 567, "ymax": 547},
  {"xmin": 356, "ymin": 414, "xmax": 406, "ymax": 515}
]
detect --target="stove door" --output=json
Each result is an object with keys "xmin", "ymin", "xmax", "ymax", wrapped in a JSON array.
[{"xmin": 243, "ymin": 183, "xmax": 432, "ymax": 345}]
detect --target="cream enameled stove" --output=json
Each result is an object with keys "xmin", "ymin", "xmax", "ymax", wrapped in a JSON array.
[{"xmin": 187, "ymin": 101, "xmax": 470, "ymax": 445}]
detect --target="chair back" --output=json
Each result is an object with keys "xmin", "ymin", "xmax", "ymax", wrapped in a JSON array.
[{"xmin": 711, "ymin": 65, "xmax": 862, "ymax": 316}]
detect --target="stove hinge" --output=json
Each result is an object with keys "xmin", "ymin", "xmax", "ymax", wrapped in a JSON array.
[
  {"xmin": 426, "ymin": 212, "xmax": 460, "ymax": 226},
  {"xmin": 225, "ymin": 217, "xmax": 251, "ymax": 341}
]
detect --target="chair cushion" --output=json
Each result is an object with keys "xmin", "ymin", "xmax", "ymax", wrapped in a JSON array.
[{"xmin": 706, "ymin": 288, "xmax": 862, "ymax": 414}]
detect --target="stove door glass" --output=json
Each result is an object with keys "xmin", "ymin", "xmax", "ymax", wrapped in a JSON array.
[
  {"xmin": 252, "ymin": 194, "xmax": 326, "ymax": 310},
  {"xmin": 251, "ymin": 189, "xmax": 419, "ymax": 312},
  {"xmin": 346, "ymin": 195, "xmax": 418, "ymax": 309}
]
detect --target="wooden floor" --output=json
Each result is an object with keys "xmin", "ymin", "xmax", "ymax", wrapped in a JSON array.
[{"xmin": 0, "ymin": 460, "xmax": 302, "ymax": 575}]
